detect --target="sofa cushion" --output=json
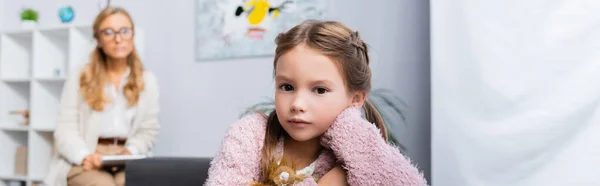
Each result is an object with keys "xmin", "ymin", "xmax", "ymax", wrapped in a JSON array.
[{"xmin": 125, "ymin": 157, "xmax": 211, "ymax": 186}]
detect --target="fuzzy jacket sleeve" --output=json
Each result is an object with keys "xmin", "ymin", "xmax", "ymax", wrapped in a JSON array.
[
  {"xmin": 205, "ymin": 114, "xmax": 268, "ymax": 186},
  {"xmin": 321, "ymin": 107, "xmax": 428, "ymax": 186}
]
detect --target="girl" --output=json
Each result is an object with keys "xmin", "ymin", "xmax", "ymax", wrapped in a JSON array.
[
  {"xmin": 206, "ymin": 20, "xmax": 426, "ymax": 186},
  {"xmin": 45, "ymin": 7, "xmax": 160, "ymax": 186}
]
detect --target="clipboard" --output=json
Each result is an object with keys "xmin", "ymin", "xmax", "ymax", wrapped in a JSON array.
[{"xmin": 101, "ymin": 154, "xmax": 148, "ymax": 166}]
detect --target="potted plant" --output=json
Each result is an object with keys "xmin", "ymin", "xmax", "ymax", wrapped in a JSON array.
[
  {"xmin": 241, "ymin": 88, "xmax": 408, "ymax": 151},
  {"xmin": 20, "ymin": 8, "xmax": 39, "ymax": 28}
]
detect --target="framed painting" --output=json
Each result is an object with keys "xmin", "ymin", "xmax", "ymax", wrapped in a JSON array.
[{"xmin": 195, "ymin": 0, "xmax": 330, "ymax": 61}]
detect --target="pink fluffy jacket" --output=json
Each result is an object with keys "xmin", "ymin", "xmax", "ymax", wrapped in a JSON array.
[{"xmin": 205, "ymin": 107, "xmax": 427, "ymax": 186}]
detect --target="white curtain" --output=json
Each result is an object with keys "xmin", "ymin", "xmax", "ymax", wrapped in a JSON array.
[{"xmin": 431, "ymin": 0, "xmax": 600, "ymax": 185}]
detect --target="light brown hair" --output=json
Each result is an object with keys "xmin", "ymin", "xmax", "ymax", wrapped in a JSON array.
[
  {"xmin": 80, "ymin": 7, "xmax": 144, "ymax": 111},
  {"xmin": 257, "ymin": 20, "xmax": 387, "ymax": 184}
]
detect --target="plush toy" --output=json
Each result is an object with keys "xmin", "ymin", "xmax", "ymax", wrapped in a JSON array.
[{"xmin": 251, "ymin": 158, "xmax": 307, "ymax": 186}]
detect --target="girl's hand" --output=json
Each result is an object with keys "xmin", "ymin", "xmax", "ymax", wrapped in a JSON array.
[
  {"xmin": 320, "ymin": 107, "xmax": 364, "ymax": 148},
  {"xmin": 318, "ymin": 165, "xmax": 348, "ymax": 186}
]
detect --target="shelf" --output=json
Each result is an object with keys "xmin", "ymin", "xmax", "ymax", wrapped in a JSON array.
[
  {"xmin": 0, "ymin": 125, "xmax": 29, "ymax": 132},
  {"xmin": 1, "ymin": 78, "xmax": 31, "ymax": 83},
  {"xmin": 33, "ymin": 28, "xmax": 69, "ymax": 79},
  {"xmin": 0, "ymin": 31, "xmax": 33, "ymax": 79},
  {"xmin": 2, "ymin": 24, "xmax": 83, "ymax": 35},
  {"xmin": 0, "ymin": 24, "xmax": 144, "ymax": 186},
  {"xmin": 30, "ymin": 81, "xmax": 63, "ymax": 130},
  {"xmin": 28, "ymin": 131, "xmax": 53, "ymax": 180},
  {"xmin": 0, "ymin": 81, "xmax": 30, "ymax": 127},
  {"xmin": 0, "ymin": 175, "xmax": 27, "ymax": 182},
  {"xmin": 37, "ymin": 26, "xmax": 70, "ymax": 34},
  {"xmin": 68, "ymin": 26, "xmax": 95, "ymax": 73},
  {"xmin": 1, "ymin": 29, "xmax": 34, "ymax": 39},
  {"xmin": 30, "ymin": 126, "xmax": 54, "ymax": 132},
  {"xmin": 35, "ymin": 77, "xmax": 66, "ymax": 82},
  {"xmin": 0, "ymin": 179, "xmax": 27, "ymax": 186},
  {"xmin": 0, "ymin": 131, "xmax": 28, "ymax": 177}
]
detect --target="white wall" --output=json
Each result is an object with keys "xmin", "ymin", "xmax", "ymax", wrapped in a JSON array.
[
  {"xmin": 432, "ymin": 1, "xmax": 600, "ymax": 185},
  {"xmin": 0, "ymin": 0, "xmax": 4, "ymax": 29},
  {"xmin": 2, "ymin": 0, "xmax": 431, "ymax": 181}
]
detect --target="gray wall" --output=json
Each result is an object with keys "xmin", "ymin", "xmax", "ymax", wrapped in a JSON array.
[{"xmin": 2, "ymin": 0, "xmax": 430, "ymax": 181}]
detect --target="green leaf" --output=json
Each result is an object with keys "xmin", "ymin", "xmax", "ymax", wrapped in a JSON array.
[{"xmin": 20, "ymin": 9, "xmax": 39, "ymax": 21}]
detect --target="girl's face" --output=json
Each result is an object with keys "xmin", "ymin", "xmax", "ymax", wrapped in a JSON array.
[
  {"xmin": 275, "ymin": 44, "xmax": 362, "ymax": 142},
  {"xmin": 97, "ymin": 13, "xmax": 135, "ymax": 60}
]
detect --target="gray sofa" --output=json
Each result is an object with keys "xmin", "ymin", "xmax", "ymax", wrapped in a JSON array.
[{"xmin": 125, "ymin": 157, "xmax": 212, "ymax": 186}]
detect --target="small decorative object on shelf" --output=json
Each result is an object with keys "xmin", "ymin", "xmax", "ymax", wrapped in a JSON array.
[
  {"xmin": 58, "ymin": 5, "xmax": 75, "ymax": 23},
  {"xmin": 14, "ymin": 146, "xmax": 27, "ymax": 176},
  {"xmin": 9, "ymin": 110, "xmax": 30, "ymax": 126},
  {"xmin": 54, "ymin": 68, "xmax": 62, "ymax": 77},
  {"xmin": 20, "ymin": 8, "xmax": 39, "ymax": 28},
  {"xmin": 52, "ymin": 139, "xmax": 58, "ymax": 156}
]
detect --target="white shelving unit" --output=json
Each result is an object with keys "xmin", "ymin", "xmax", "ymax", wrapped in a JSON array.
[{"xmin": 0, "ymin": 24, "xmax": 144, "ymax": 186}]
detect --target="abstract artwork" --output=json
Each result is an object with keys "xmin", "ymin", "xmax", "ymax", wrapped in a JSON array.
[{"xmin": 196, "ymin": 0, "xmax": 330, "ymax": 61}]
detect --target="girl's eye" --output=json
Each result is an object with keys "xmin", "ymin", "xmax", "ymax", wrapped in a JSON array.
[
  {"xmin": 314, "ymin": 87, "xmax": 328, "ymax": 94},
  {"xmin": 279, "ymin": 84, "xmax": 294, "ymax": 91}
]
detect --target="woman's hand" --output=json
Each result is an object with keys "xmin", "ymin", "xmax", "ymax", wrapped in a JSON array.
[
  {"xmin": 318, "ymin": 165, "xmax": 348, "ymax": 186},
  {"xmin": 82, "ymin": 153, "xmax": 103, "ymax": 171},
  {"xmin": 118, "ymin": 149, "xmax": 132, "ymax": 155}
]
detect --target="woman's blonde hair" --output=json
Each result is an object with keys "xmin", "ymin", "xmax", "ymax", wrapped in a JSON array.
[
  {"xmin": 256, "ymin": 20, "xmax": 387, "ymax": 184},
  {"xmin": 80, "ymin": 7, "xmax": 144, "ymax": 111}
]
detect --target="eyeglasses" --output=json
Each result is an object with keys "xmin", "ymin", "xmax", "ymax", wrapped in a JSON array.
[{"xmin": 98, "ymin": 27, "xmax": 134, "ymax": 41}]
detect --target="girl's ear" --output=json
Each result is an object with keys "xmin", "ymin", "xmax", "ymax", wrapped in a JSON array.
[{"xmin": 350, "ymin": 91, "xmax": 367, "ymax": 107}]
